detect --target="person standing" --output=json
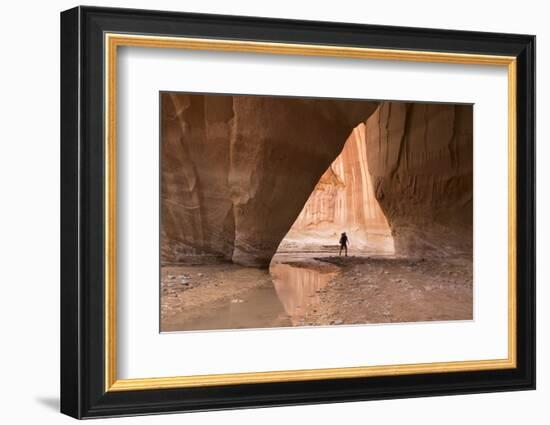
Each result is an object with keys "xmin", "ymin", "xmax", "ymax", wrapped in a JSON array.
[{"xmin": 339, "ymin": 232, "xmax": 349, "ymax": 256}]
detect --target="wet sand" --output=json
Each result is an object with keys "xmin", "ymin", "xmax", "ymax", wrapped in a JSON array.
[{"xmin": 160, "ymin": 252, "xmax": 472, "ymax": 332}]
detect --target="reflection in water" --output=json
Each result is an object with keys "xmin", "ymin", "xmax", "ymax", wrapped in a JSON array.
[
  {"xmin": 163, "ymin": 259, "xmax": 338, "ymax": 331},
  {"xmin": 270, "ymin": 263, "xmax": 336, "ymax": 325}
]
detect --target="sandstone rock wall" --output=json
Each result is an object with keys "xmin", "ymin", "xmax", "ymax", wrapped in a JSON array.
[
  {"xmin": 161, "ymin": 93, "xmax": 379, "ymax": 267},
  {"xmin": 162, "ymin": 94, "xmax": 472, "ymax": 267},
  {"xmin": 364, "ymin": 102, "xmax": 473, "ymax": 257}
]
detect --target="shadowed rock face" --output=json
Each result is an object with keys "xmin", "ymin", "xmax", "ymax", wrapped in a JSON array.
[
  {"xmin": 161, "ymin": 93, "xmax": 379, "ymax": 267},
  {"xmin": 364, "ymin": 102, "xmax": 473, "ymax": 257}
]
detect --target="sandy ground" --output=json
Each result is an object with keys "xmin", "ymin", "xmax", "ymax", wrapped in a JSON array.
[
  {"xmin": 301, "ymin": 255, "xmax": 472, "ymax": 325},
  {"xmin": 160, "ymin": 253, "xmax": 472, "ymax": 332}
]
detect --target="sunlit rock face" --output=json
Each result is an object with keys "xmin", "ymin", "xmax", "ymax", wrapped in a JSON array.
[
  {"xmin": 365, "ymin": 102, "xmax": 473, "ymax": 257},
  {"xmin": 161, "ymin": 93, "xmax": 380, "ymax": 267},
  {"xmin": 281, "ymin": 124, "xmax": 393, "ymax": 252}
]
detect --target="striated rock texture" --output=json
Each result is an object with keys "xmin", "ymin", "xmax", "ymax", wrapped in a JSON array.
[
  {"xmin": 161, "ymin": 93, "xmax": 379, "ymax": 267},
  {"xmin": 284, "ymin": 124, "xmax": 392, "ymax": 250},
  {"xmin": 364, "ymin": 102, "xmax": 473, "ymax": 257}
]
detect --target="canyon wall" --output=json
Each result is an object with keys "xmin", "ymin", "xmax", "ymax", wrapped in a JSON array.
[
  {"xmin": 364, "ymin": 102, "xmax": 473, "ymax": 257},
  {"xmin": 161, "ymin": 93, "xmax": 379, "ymax": 267}
]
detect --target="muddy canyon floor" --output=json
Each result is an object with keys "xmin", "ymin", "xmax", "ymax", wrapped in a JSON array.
[{"xmin": 160, "ymin": 248, "xmax": 472, "ymax": 332}]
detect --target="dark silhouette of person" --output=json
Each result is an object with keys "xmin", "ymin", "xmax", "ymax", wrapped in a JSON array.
[{"xmin": 339, "ymin": 232, "xmax": 349, "ymax": 256}]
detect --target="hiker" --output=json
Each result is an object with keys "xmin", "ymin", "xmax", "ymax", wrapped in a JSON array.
[{"xmin": 339, "ymin": 232, "xmax": 349, "ymax": 256}]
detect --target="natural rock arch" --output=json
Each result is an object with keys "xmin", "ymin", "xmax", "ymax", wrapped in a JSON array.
[{"xmin": 161, "ymin": 93, "xmax": 472, "ymax": 268}]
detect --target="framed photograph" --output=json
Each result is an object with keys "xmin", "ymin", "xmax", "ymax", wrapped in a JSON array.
[{"xmin": 60, "ymin": 6, "xmax": 535, "ymax": 419}]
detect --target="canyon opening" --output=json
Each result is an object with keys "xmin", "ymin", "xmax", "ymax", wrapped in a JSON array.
[{"xmin": 160, "ymin": 92, "xmax": 473, "ymax": 332}]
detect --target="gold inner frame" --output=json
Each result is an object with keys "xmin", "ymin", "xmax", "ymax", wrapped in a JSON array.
[{"xmin": 104, "ymin": 33, "xmax": 517, "ymax": 392}]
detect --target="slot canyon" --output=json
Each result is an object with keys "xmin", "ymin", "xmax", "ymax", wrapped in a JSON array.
[{"xmin": 160, "ymin": 93, "xmax": 473, "ymax": 331}]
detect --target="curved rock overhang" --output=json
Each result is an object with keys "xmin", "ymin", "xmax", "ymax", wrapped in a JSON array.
[{"xmin": 161, "ymin": 93, "xmax": 472, "ymax": 267}]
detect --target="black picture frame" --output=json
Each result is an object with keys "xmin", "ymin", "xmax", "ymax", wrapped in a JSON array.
[{"xmin": 61, "ymin": 5, "xmax": 535, "ymax": 419}]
